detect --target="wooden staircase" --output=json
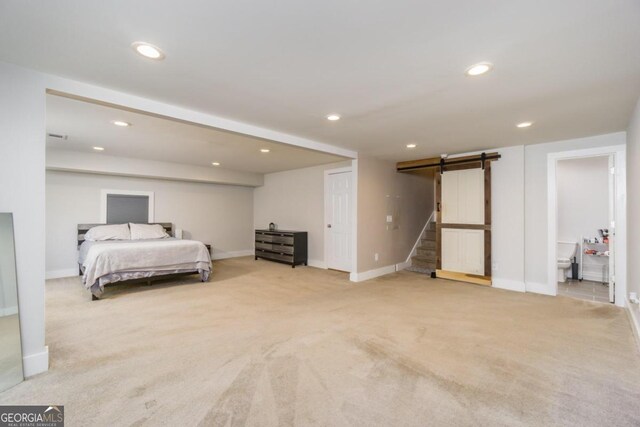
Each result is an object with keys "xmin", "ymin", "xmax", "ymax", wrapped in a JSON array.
[{"xmin": 406, "ymin": 221, "xmax": 436, "ymax": 275}]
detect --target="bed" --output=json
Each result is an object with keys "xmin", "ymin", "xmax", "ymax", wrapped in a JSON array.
[{"xmin": 78, "ymin": 223, "xmax": 211, "ymax": 300}]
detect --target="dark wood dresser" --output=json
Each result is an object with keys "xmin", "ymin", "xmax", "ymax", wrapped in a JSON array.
[{"xmin": 255, "ymin": 230, "xmax": 308, "ymax": 268}]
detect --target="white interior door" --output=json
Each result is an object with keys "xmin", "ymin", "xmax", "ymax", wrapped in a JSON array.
[
  {"xmin": 441, "ymin": 168, "xmax": 484, "ymax": 224},
  {"xmin": 440, "ymin": 168, "xmax": 486, "ymax": 276},
  {"xmin": 608, "ymin": 155, "xmax": 615, "ymax": 303},
  {"xmin": 325, "ymin": 170, "xmax": 352, "ymax": 272},
  {"xmin": 441, "ymin": 228, "xmax": 484, "ymax": 275}
]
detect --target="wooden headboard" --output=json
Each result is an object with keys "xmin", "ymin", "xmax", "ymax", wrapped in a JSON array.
[{"xmin": 77, "ymin": 223, "xmax": 173, "ymax": 246}]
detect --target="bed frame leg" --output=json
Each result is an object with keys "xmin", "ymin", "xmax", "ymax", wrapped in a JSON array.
[{"xmin": 92, "ymin": 294, "xmax": 99, "ymax": 301}]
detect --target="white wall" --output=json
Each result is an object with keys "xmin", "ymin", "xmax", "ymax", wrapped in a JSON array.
[
  {"xmin": 46, "ymin": 171, "xmax": 255, "ymax": 276},
  {"xmin": 524, "ymin": 132, "xmax": 626, "ymax": 295},
  {"xmin": 489, "ymin": 146, "xmax": 526, "ymax": 292},
  {"xmin": 557, "ymin": 156, "xmax": 609, "ymax": 280},
  {"xmin": 253, "ymin": 161, "xmax": 351, "ymax": 267},
  {"xmin": 0, "ymin": 214, "xmax": 19, "ymax": 315},
  {"xmin": 0, "ymin": 62, "xmax": 47, "ymax": 376},
  {"xmin": 627, "ymin": 98, "xmax": 640, "ymax": 298}
]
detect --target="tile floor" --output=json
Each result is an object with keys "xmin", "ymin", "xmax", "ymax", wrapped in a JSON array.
[{"xmin": 558, "ymin": 279, "xmax": 611, "ymax": 303}]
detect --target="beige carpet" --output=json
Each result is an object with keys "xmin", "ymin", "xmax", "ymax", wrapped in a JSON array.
[{"xmin": 1, "ymin": 257, "xmax": 639, "ymax": 426}]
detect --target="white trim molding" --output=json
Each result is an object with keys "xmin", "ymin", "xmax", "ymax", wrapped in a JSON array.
[
  {"xmin": 100, "ymin": 189, "xmax": 155, "ymax": 223},
  {"xmin": 350, "ymin": 265, "xmax": 397, "ymax": 282},
  {"xmin": 493, "ymin": 278, "xmax": 526, "ymax": 292},
  {"xmin": 526, "ymin": 281, "xmax": 556, "ymax": 296},
  {"xmin": 547, "ymin": 144, "xmax": 627, "ymax": 307},
  {"xmin": 307, "ymin": 259, "xmax": 327, "ymax": 269},
  {"xmin": 211, "ymin": 249, "xmax": 254, "ymax": 261},
  {"xmin": 23, "ymin": 346, "xmax": 49, "ymax": 377},
  {"xmin": 45, "ymin": 268, "xmax": 79, "ymax": 280},
  {"xmin": 626, "ymin": 299, "xmax": 640, "ymax": 352},
  {"xmin": 0, "ymin": 306, "xmax": 18, "ymax": 316}
]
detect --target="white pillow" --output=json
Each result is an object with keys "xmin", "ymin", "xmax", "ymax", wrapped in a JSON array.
[
  {"xmin": 84, "ymin": 224, "xmax": 130, "ymax": 241},
  {"xmin": 129, "ymin": 223, "xmax": 169, "ymax": 240}
]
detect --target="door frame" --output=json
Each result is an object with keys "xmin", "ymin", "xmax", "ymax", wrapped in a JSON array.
[
  {"xmin": 324, "ymin": 166, "xmax": 355, "ymax": 273},
  {"xmin": 546, "ymin": 144, "xmax": 626, "ymax": 307}
]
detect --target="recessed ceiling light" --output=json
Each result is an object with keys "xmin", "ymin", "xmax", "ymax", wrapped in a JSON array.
[
  {"xmin": 212, "ymin": 162, "xmax": 220, "ymax": 166},
  {"xmin": 326, "ymin": 114, "xmax": 341, "ymax": 121},
  {"xmin": 112, "ymin": 120, "xmax": 131, "ymax": 127},
  {"xmin": 260, "ymin": 148, "xmax": 270, "ymax": 153},
  {"xmin": 406, "ymin": 143, "xmax": 417, "ymax": 148},
  {"xmin": 465, "ymin": 62, "xmax": 493, "ymax": 76},
  {"xmin": 131, "ymin": 42, "xmax": 165, "ymax": 60},
  {"xmin": 93, "ymin": 146, "xmax": 104, "ymax": 151},
  {"xmin": 516, "ymin": 121, "xmax": 533, "ymax": 128}
]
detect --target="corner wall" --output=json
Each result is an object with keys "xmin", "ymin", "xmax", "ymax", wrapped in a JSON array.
[
  {"xmin": 627, "ymin": 98, "xmax": 640, "ymax": 298},
  {"xmin": 0, "ymin": 62, "xmax": 48, "ymax": 376},
  {"xmin": 253, "ymin": 161, "xmax": 351, "ymax": 267},
  {"xmin": 356, "ymin": 158, "xmax": 434, "ymax": 277}
]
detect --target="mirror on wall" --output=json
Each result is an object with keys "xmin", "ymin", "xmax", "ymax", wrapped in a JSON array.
[{"xmin": 0, "ymin": 213, "xmax": 23, "ymax": 392}]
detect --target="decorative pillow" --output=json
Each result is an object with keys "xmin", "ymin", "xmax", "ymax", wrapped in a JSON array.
[
  {"xmin": 129, "ymin": 223, "xmax": 169, "ymax": 240},
  {"xmin": 84, "ymin": 223, "xmax": 130, "ymax": 241}
]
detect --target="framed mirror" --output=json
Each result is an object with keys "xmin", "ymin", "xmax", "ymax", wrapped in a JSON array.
[{"xmin": 0, "ymin": 213, "xmax": 23, "ymax": 392}]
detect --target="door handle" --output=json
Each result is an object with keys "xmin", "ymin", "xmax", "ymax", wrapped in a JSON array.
[{"xmin": 327, "ymin": 224, "xmax": 332, "ymax": 228}]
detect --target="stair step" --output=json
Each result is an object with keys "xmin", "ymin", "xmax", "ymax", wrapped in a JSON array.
[
  {"xmin": 420, "ymin": 240, "xmax": 436, "ymax": 250},
  {"xmin": 412, "ymin": 255, "xmax": 436, "ymax": 270},
  {"xmin": 423, "ymin": 230, "xmax": 436, "ymax": 241},
  {"xmin": 406, "ymin": 265, "xmax": 433, "ymax": 275},
  {"xmin": 426, "ymin": 222, "xmax": 436, "ymax": 231},
  {"xmin": 417, "ymin": 247, "xmax": 436, "ymax": 257}
]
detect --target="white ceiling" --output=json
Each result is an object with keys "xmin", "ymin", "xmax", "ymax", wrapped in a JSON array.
[
  {"xmin": 2, "ymin": 1, "xmax": 640, "ymax": 161},
  {"xmin": 45, "ymin": 95, "xmax": 346, "ymax": 174}
]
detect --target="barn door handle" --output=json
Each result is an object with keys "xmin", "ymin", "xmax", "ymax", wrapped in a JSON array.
[
  {"xmin": 327, "ymin": 224, "xmax": 332, "ymax": 228},
  {"xmin": 437, "ymin": 202, "xmax": 441, "ymax": 212}
]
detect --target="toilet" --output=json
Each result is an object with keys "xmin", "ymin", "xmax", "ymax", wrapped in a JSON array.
[{"xmin": 557, "ymin": 241, "xmax": 577, "ymax": 283}]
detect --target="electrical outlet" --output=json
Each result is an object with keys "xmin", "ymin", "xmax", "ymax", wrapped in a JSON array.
[
  {"xmin": 374, "ymin": 253, "xmax": 379, "ymax": 262},
  {"xmin": 386, "ymin": 215, "xmax": 393, "ymax": 223}
]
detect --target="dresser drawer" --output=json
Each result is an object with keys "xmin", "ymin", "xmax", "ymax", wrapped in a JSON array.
[
  {"xmin": 272, "ymin": 235, "xmax": 294, "ymax": 245},
  {"xmin": 255, "ymin": 233, "xmax": 274, "ymax": 243},
  {"xmin": 255, "ymin": 233, "xmax": 294, "ymax": 245},
  {"xmin": 255, "ymin": 242, "xmax": 294, "ymax": 254},
  {"xmin": 256, "ymin": 250, "xmax": 293, "ymax": 263}
]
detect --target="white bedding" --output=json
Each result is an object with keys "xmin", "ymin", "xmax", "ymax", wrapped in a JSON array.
[{"xmin": 81, "ymin": 239, "xmax": 211, "ymax": 296}]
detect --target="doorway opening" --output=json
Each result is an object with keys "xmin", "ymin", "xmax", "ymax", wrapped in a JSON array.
[{"xmin": 547, "ymin": 145, "xmax": 626, "ymax": 306}]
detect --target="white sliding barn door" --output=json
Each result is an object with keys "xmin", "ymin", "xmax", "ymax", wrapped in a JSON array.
[
  {"xmin": 439, "ymin": 167, "xmax": 488, "ymax": 281},
  {"xmin": 441, "ymin": 168, "xmax": 484, "ymax": 224}
]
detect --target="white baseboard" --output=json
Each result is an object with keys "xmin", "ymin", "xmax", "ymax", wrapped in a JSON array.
[
  {"xmin": 45, "ymin": 268, "xmax": 78, "ymax": 279},
  {"xmin": 212, "ymin": 249, "xmax": 254, "ymax": 260},
  {"xmin": 350, "ymin": 265, "xmax": 396, "ymax": 282},
  {"xmin": 626, "ymin": 298, "xmax": 640, "ymax": 352},
  {"xmin": 396, "ymin": 260, "xmax": 412, "ymax": 271},
  {"xmin": 0, "ymin": 306, "xmax": 18, "ymax": 316},
  {"xmin": 307, "ymin": 259, "xmax": 327, "ymax": 269},
  {"xmin": 23, "ymin": 346, "xmax": 49, "ymax": 377},
  {"xmin": 525, "ymin": 281, "xmax": 556, "ymax": 296},
  {"xmin": 493, "ymin": 278, "xmax": 526, "ymax": 292}
]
